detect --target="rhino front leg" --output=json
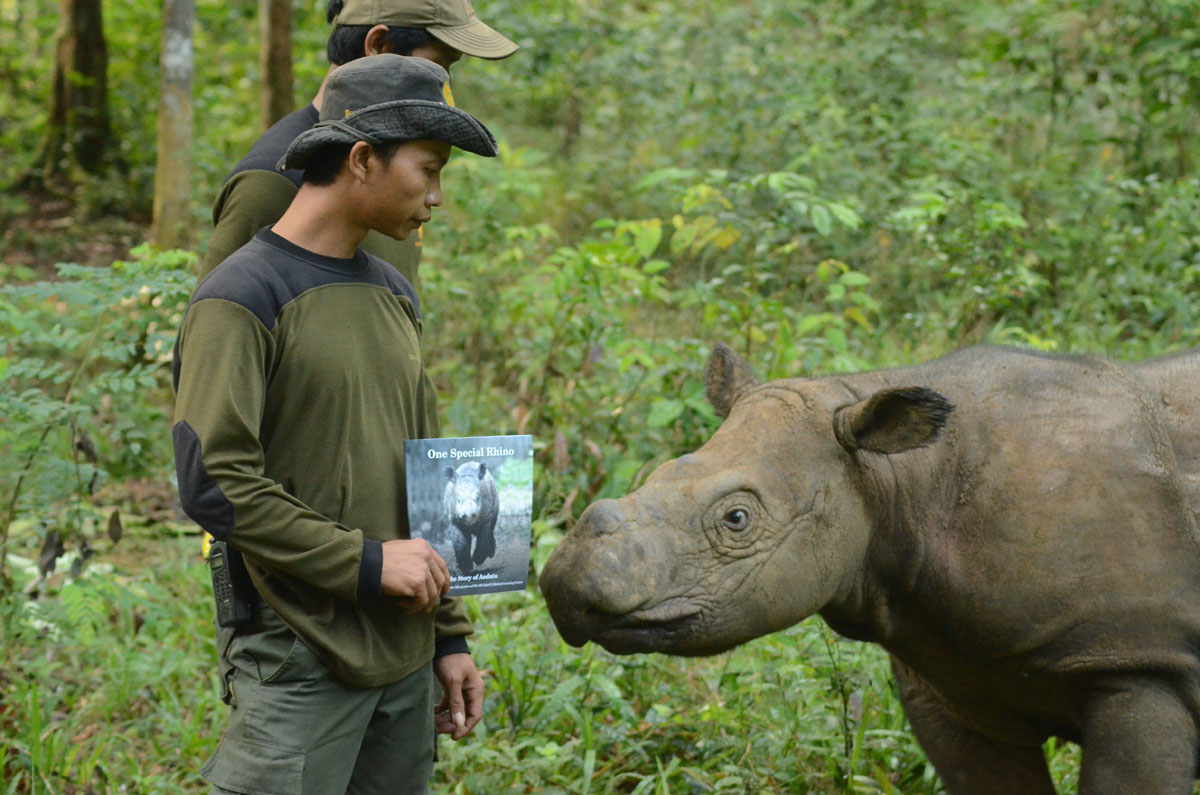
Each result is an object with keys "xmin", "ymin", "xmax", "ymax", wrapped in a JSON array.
[
  {"xmin": 891, "ymin": 657, "xmax": 1056, "ymax": 795},
  {"xmin": 452, "ymin": 528, "xmax": 474, "ymax": 574},
  {"xmin": 1078, "ymin": 682, "xmax": 1197, "ymax": 795},
  {"xmin": 472, "ymin": 521, "xmax": 496, "ymax": 565}
]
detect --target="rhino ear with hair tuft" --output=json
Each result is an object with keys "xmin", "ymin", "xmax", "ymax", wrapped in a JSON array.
[
  {"xmin": 705, "ymin": 342, "xmax": 762, "ymax": 419},
  {"xmin": 833, "ymin": 387, "xmax": 954, "ymax": 455}
]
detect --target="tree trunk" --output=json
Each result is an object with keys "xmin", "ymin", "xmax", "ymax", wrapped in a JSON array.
[
  {"xmin": 1, "ymin": 2, "xmax": 21, "ymax": 104},
  {"xmin": 40, "ymin": 0, "xmax": 111, "ymax": 180},
  {"xmin": 259, "ymin": 0, "xmax": 293, "ymax": 131},
  {"xmin": 151, "ymin": 0, "xmax": 194, "ymax": 249}
]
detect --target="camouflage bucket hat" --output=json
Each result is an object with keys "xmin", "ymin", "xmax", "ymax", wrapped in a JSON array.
[
  {"xmin": 277, "ymin": 54, "xmax": 498, "ymax": 172},
  {"xmin": 331, "ymin": 0, "xmax": 518, "ymax": 60}
]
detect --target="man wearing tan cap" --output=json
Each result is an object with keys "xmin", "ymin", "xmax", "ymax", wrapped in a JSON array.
[{"xmin": 198, "ymin": 0, "xmax": 518, "ymax": 284}]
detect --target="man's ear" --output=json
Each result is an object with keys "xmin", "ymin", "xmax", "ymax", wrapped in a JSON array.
[
  {"xmin": 347, "ymin": 140, "xmax": 373, "ymax": 182},
  {"xmin": 833, "ymin": 387, "xmax": 954, "ymax": 454},
  {"xmin": 364, "ymin": 24, "xmax": 393, "ymax": 56},
  {"xmin": 705, "ymin": 342, "xmax": 761, "ymax": 419}
]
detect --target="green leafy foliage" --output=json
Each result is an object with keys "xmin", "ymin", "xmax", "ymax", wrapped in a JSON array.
[
  {"xmin": 0, "ymin": 538, "xmax": 222, "ymax": 793},
  {"xmin": 5, "ymin": 0, "xmax": 1200, "ymax": 792},
  {"xmin": 1, "ymin": 247, "xmax": 193, "ymax": 589},
  {"xmin": 430, "ymin": 589, "xmax": 940, "ymax": 794}
]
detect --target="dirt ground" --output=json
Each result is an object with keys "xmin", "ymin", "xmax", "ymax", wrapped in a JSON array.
[{"xmin": 1, "ymin": 186, "xmax": 148, "ymax": 278}]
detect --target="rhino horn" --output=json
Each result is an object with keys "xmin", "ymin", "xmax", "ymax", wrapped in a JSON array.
[
  {"xmin": 833, "ymin": 386, "xmax": 954, "ymax": 454},
  {"xmin": 705, "ymin": 342, "xmax": 762, "ymax": 418}
]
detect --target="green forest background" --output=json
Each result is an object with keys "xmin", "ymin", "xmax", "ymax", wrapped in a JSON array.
[{"xmin": 4, "ymin": 0, "xmax": 1200, "ymax": 792}]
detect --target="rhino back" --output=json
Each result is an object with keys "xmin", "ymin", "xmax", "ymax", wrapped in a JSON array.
[
  {"xmin": 830, "ymin": 347, "xmax": 1200, "ymax": 672},
  {"xmin": 1129, "ymin": 348, "xmax": 1200, "ymax": 521}
]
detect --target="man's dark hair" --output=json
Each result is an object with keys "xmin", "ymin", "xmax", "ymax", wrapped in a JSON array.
[
  {"xmin": 302, "ymin": 139, "xmax": 406, "ymax": 186},
  {"xmin": 326, "ymin": 0, "xmax": 437, "ymax": 65}
]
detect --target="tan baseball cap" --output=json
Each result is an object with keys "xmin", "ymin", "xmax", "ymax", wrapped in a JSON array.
[{"xmin": 331, "ymin": 0, "xmax": 519, "ymax": 60}]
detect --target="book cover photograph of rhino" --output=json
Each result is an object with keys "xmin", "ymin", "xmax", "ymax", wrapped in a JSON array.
[
  {"xmin": 7, "ymin": 0, "xmax": 1200, "ymax": 792},
  {"xmin": 406, "ymin": 435, "xmax": 534, "ymax": 595}
]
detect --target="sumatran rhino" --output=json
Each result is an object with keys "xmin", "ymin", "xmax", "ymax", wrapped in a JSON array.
[
  {"xmin": 541, "ymin": 343, "xmax": 1200, "ymax": 794},
  {"xmin": 444, "ymin": 461, "xmax": 499, "ymax": 574}
]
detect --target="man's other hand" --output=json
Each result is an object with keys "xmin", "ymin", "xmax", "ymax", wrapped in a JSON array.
[
  {"xmin": 434, "ymin": 652, "xmax": 484, "ymax": 740},
  {"xmin": 380, "ymin": 539, "xmax": 449, "ymax": 613}
]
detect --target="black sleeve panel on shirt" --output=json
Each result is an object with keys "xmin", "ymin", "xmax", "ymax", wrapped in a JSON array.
[
  {"xmin": 173, "ymin": 420, "xmax": 236, "ymax": 538},
  {"xmin": 357, "ymin": 538, "xmax": 383, "ymax": 602},
  {"xmin": 194, "ymin": 237, "xmax": 405, "ymax": 332},
  {"xmin": 192, "ymin": 249, "xmax": 297, "ymax": 331},
  {"xmin": 434, "ymin": 635, "xmax": 470, "ymax": 659}
]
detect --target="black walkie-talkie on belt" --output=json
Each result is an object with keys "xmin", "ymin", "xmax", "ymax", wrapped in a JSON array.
[{"xmin": 208, "ymin": 539, "xmax": 254, "ymax": 628}]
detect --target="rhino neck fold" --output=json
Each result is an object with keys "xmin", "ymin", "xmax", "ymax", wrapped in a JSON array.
[
  {"xmin": 819, "ymin": 458, "xmax": 913, "ymax": 645},
  {"xmin": 827, "ymin": 384, "xmax": 953, "ymax": 647}
]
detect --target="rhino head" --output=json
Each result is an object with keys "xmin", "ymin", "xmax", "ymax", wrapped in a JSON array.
[{"xmin": 541, "ymin": 343, "xmax": 952, "ymax": 656}]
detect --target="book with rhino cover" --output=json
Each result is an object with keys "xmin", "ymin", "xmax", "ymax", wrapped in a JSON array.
[{"xmin": 404, "ymin": 435, "xmax": 533, "ymax": 595}]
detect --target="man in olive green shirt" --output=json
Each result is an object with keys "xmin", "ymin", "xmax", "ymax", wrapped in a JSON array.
[
  {"xmin": 174, "ymin": 56, "xmax": 499, "ymax": 793},
  {"xmin": 198, "ymin": 0, "xmax": 518, "ymax": 286}
]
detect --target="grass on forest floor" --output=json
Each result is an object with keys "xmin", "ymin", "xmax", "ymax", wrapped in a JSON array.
[{"xmin": 1, "ymin": 499, "xmax": 1109, "ymax": 795}]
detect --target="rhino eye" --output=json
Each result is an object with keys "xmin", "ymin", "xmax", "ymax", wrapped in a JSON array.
[
  {"xmin": 704, "ymin": 493, "xmax": 765, "ymax": 557},
  {"xmin": 722, "ymin": 508, "xmax": 750, "ymax": 531}
]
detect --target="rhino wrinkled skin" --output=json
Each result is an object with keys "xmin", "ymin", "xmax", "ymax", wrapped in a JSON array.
[{"xmin": 541, "ymin": 343, "xmax": 1200, "ymax": 794}]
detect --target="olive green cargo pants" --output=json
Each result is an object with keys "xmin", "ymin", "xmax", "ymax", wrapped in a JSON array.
[{"xmin": 202, "ymin": 604, "xmax": 435, "ymax": 795}]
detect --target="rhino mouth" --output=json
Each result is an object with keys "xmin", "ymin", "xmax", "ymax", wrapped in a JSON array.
[{"xmin": 587, "ymin": 600, "xmax": 702, "ymax": 653}]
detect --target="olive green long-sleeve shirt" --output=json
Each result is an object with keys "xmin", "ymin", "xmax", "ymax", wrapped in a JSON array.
[{"xmin": 173, "ymin": 228, "xmax": 471, "ymax": 687}]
